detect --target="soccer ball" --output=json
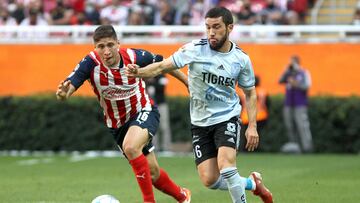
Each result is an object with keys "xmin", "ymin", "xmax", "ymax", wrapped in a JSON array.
[{"xmin": 91, "ymin": 194, "xmax": 120, "ymax": 203}]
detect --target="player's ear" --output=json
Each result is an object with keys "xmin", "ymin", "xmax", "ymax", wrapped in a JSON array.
[{"xmin": 228, "ymin": 24, "xmax": 234, "ymax": 32}]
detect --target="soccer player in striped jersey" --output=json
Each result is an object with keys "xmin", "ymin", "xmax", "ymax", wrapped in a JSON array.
[
  {"xmin": 126, "ymin": 7, "xmax": 273, "ymax": 203},
  {"xmin": 56, "ymin": 25, "xmax": 191, "ymax": 203}
]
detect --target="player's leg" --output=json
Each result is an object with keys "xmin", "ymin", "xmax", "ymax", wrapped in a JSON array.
[
  {"xmin": 218, "ymin": 146, "xmax": 248, "ymax": 203},
  {"xmin": 123, "ymin": 125, "xmax": 155, "ymax": 203},
  {"xmin": 224, "ymin": 119, "xmax": 273, "ymax": 203},
  {"xmin": 218, "ymin": 149, "xmax": 272, "ymax": 203},
  {"xmin": 147, "ymin": 152, "xmax": 191, "ymax": 203},
  {"xmin": 192, "ymin": 124, "xmax": 223, "ymax": 189},
  {"xmin": 127, "ymin": 107, "xmax": 190, "ymax": 203},
  {"xmin": 192, "ymin": 121, "xmax": 255, "ymax": 196},
  {"xmin": 215, "ymin": 117, "xmax": 258, "ymax": 203},
  {"xmin": 197, "ymin": 158, "xmax": 222, "ymax": 187}
]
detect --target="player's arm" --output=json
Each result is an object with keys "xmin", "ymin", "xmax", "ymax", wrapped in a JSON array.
[
  {"xmin": 127, "ymin": 57, "xmax": 177, "ymax": 77},
  {"xmin": 238, "ymin": 55, "xmax": 259, "ymax": 151},
  {"xmin": 56, "ymin": 55, "xmax": 93, "ymax": 101},
  {"xmin": 243, "ymin": 87, "xmax": 259, "ymax": 152},
  {"xmin": 130, "ymin": 48, "xmax": 189, "ymax": 88},
  {"xmin": 132, "ymin": 49, "xmax": 179, "ymax": 77}
]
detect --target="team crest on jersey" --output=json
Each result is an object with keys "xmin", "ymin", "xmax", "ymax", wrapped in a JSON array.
[
  {"xmin": 101, "ymin": 86, "xmax": 137, "ymax": 100},
  {"xmin": 205, "ymin": 87, "xmax": 229, "ymax": 102},
  {"xmin": 227, "ymin": 123, "xmax": 236, "ymax": 132}
]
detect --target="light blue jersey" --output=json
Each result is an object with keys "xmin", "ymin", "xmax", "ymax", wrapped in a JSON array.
[{"xmin": 171, "ymin": 39, "xmax": 255, "ymax": 126}]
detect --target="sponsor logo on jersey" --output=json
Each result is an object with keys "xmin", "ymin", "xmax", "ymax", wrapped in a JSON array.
[
  {"xmin": 205, "ymin": 87, "xmax": 229, "ymax": 102},
  {"xmin": 101, "ymin": 86, "xmax": 137, "ymax": 100}
]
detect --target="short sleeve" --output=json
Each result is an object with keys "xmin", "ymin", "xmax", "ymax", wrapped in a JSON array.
[
  {"xmin": 133, "ymin": 49, "xmax": 163, "ymax": 67},
  {"xmin": 171, "ymin": 41, "xmax": 198, "ymax": 69},
  {"xmin": 238, "ymin": 55, "xmax": 255, "ymax": 90}
]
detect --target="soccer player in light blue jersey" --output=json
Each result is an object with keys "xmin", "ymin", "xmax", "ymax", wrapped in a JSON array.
[{"xmin": 126, "ymin": 7, "xmax": 273, "ymax": 203}]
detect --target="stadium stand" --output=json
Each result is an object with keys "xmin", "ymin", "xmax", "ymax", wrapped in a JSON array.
[
  {"xmin": 308, "ymin": 0, "xmax": 359, "ymax": 24},
  {"xmin": 0, "ymin": 0, "xmax": 359, "ymax": 26},
  {"xmin": 0, "ymin": 0, "xmax": 360, "ymax": 43}
]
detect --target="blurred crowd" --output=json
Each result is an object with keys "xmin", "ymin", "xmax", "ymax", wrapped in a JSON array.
[
  {"xmin": 354, "ymin": 2, "xmax": 360, "ymax": 25},
  {"xmin": 0, "ymin": 0, "xmax": 322, "ymax": 27}
]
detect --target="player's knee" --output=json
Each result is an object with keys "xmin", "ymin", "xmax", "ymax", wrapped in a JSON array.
[
  {"xmin": 199, "ymin": 173, "xmax": 218, "ymax": 188},
  {"xmin": 203, "ymin": 179, "xmax": 217, "ymax": 189},
  {"xmin": 123, "ymin": 144, "xmax": 141, "ymax": 159}
]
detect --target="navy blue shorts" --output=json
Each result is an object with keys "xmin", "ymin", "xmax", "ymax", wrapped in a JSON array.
[
  {"xmin": 191, "ymin": 117, "xmax": 241, "ymax": 165},
  {"xmin": 109, "ymin": 107, "xmax": 160, "ymax": 157}
]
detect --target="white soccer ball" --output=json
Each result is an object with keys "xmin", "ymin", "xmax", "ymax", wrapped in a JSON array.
[{"xmin": 91, "ymin": 194, "xmax": 120, "ymax": 203}]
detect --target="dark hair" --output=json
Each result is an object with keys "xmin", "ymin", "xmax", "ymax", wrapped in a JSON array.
[
  {"xmin": 93, "ymin": 25, "xmax": 117, "ymax": 43},
  {"xmin": 205, "ymin": 7, "xmax": 233, "ymax": 26}
]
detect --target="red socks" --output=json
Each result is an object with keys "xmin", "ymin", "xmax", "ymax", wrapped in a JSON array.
[
  {"xmin": 129, "ymin": 154, "xmax": 155, "ymax": 203},
  {"xmin": 129, "ymin": 155, "xmax": 185, "ymax": 202},
  {"xmin": 153, "ymin": 168, "xmax": 185, "ymax": 201}
]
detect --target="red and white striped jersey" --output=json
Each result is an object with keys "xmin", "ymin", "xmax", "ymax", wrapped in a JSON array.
[{"xmin": 67, "ymin": 47, "xmax": 163, "ymax": 128}]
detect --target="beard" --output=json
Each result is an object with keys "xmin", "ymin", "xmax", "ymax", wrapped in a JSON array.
[{"xmin": 209, "ymin": 30, "xmax": 228, "ymax": 51}]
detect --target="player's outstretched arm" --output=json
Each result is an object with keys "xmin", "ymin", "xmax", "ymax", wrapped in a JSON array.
[
  {"xmin": 126, "ymin": 57, "xmax": 177, "ymax": 78},
  {"xmin": 56, "ymin": 80, "xmax": 76, "ymax": 101}
]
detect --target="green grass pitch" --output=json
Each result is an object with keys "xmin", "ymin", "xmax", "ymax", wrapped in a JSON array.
[{"xmin": 0, "ymin": 153, "xmax": 359, "ymax": 203}]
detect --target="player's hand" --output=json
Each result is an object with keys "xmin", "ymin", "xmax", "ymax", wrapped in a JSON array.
[
  {"xmin": 56, "ymin": 80, "xmax": 70, "ymax": 101},
  {"xmin": 125, "ymin": 64, "xmax": 139, "ymax": 77},
  {"xmin": 245, "ymin": 126, "xmax": 259, "ymax": 152}
]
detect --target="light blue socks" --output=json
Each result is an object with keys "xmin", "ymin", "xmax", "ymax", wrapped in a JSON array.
[
  {"xmin": 209, "ymin": 170, "xmax": 255, "ymax": 191},
  {"xmin": 220, "ymin": 167, "xmax": 247, "ymax": 203}
]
